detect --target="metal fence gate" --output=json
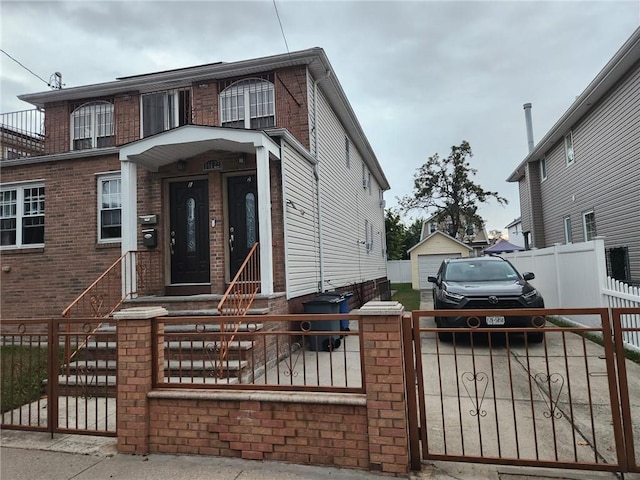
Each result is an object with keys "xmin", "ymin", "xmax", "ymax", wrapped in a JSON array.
[
  {"xmin": 1, "ymin": 317, "xmax": 117, "ymax": 437},
  {"xmin": 404, "ymin": 307, "xmax": 640, "ymax": 474}
]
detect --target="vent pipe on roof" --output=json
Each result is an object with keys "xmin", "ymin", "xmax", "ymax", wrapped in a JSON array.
[{"xmin": 523, "ymin": 103, "xmax": 534, "ymax": 153}]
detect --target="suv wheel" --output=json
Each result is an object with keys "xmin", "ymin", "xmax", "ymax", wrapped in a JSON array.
[
  {"xmin": 527, "ymin": 331, "xmax": 544, "ymax": 344},
  {"xmin": 435, "ymin": 317, "xmax": 453, "ymax": 342}
]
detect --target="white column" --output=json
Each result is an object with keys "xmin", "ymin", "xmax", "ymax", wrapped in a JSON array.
[
  {"xmin": 120, "ymin": 160, "xmax": 138, "ymax": 295},
  {"xmin": 256, "ymin": 146, "xmax": 274, "ymax": 294}
]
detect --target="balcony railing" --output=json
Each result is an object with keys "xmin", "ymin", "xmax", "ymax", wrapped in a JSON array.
[{"xmin": 0, "ymin": 109, "xmax": 45, "ymax": 160}]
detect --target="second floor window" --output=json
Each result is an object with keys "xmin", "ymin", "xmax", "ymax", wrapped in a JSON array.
[
  {"xmin": 142, "ymin": 89, "xmax": 191, "ymax": 138},
  {"xmin": 220, "ymin": 78, "xmax": 275, "ymax": 129},
  {"xmin": 71, "ymin": 101, "xmax": 114, "ymax": 150},
  {"xmin": 565, "ymin": 131, "xmax": 575, "ymax": 166}
]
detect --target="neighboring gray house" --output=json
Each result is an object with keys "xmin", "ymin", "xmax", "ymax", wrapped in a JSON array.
[
  {"xmin": 504, "ymin": 217, "xmax": 525, "ymax": 248},
  {"xmin": 507, "ymin": 26, "xmax": 640, "ymax": 284}
]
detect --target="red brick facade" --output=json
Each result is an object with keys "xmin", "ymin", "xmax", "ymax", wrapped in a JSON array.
[{"xmin": 116, "ymin": 306, "xmax": 410, "ymax": 475}]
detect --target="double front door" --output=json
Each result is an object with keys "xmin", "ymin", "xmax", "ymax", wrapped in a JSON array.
[{"xmin": 169, "ymin": 175, "xmax": 258, "ymax": 286}]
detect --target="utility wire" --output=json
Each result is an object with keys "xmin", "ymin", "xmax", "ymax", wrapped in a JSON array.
[
  {"xmin": 272, "ymin": 0, "xmax": 290, "ymax": 54},
  {"xmin": 1, "ymin": 48, "xmax": 51, "ymax": 87}
]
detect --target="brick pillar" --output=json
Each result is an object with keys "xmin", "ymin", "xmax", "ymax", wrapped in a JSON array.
[
  {"xmin": 114, "ymin": 306, "xmax": 167, "ymax": 454},
  {"xmin": 360, "ymin": 301, "xmax": 409, "ymax": 475}
]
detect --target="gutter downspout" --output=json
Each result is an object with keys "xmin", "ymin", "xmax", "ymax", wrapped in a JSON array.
[{"xmin": 314, "ymin": 69, "xmax": 331, "ymax": 292}]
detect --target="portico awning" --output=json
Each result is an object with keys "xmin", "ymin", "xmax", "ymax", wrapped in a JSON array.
[{"xmin": 119, "ymin": 124, "xmax": 281, "ymax": 171}]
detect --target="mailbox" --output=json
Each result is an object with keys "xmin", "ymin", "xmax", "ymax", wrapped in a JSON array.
[{"xmin": 142, "ymin": 228, "xmax": 157, "ymax": 248}]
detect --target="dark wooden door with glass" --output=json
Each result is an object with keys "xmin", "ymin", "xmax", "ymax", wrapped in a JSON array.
[
  {"xmin": 169, "ymin": 180, "xmax": 210, "ymax": 284},
  {"xmin": 227, "ymin": 174, "xmax": 259, "ymax": 280}
]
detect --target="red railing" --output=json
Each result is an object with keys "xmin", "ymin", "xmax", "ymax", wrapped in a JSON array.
[{"xmin": 215, "ymin": 243, "xmax": 261, "ymax": 377}]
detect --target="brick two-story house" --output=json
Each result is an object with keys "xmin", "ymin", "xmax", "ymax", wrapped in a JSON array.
[{"xmin": 0, "ymin": 48, "xmax": 390, "ymax": 318}]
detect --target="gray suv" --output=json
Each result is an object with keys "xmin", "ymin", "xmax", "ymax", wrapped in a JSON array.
[{"xmin": 428, "ymin": 256, "xmax": 545, "ymax": 342}]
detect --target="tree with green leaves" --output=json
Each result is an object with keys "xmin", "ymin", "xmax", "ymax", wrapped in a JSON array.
[
  {"xmin": 399, "ymin": 141, "xmax": 507, "ymax": 240},
  {"xmin": 384, "ymin": 209, "xmax": 407, "ymax": 260}
]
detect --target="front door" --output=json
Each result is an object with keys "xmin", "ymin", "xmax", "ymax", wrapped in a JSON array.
[
  {"xmin": 169, "ymin": 179, "xmax": 210, "ymax": 284},
  {"xmin": 227, "ymin": 174, "xmax": 259, "ymax": 280}
]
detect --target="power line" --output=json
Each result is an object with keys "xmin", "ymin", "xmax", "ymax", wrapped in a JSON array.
[
  {"xmin": 272, "ymin": 0, "xmax": 290, "ymax": 54},
  {"xmin": 1, "ymin": 48, "xmax": 51, "ymax": 87}
]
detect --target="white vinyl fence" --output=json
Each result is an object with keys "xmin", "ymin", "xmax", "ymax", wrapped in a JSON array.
[
  {"xmin": 387, "ymin": 260, "xmax": 412, "ymax": 284},
  {"xmin": 603, "ymin": 277, "xmax": 640, "ymax": 351},
  {"xmin": 501, "ymin": 237, "xmax": 640, "ymax": 352}
]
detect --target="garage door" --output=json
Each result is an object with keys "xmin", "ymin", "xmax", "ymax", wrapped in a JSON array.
[{"xmin": 418, "ymin": 253, "xmax": 461, "ymax": 289}]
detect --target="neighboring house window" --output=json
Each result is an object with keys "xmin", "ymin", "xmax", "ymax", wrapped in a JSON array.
[
  {"xmin": 220, "ymin": 78, "xmax": 275, "ymax": 129},
  {"xmin": 540, "ymin": 156, "xmax": 547, "ymax": 181},
  {"xmin": 564, "ymin": 131, "xmax": 575, "ymax": 166},
  {"xmin": 345, "ymin": 136, "xmax": 350, "ymax": 168},
  {"xmin": 71, "ymin": 101, "xmax": 114, "ymax": 150},
  {"xmin": 583, "ymin": 210, "xmax": 597, "ymax": 241},
  {"xmin": 429, "ymin": 222, "xmax": 437, "ymax": 234},
  {"xmin": 0, "ymin": 183, "xmax": 45, "ymax": 248},
  {"xmin": 563, "ymin": 216, "xmax": 572, "ymax": 244},
  {"xmin": 98, "ymin": 174, "xmax": 122, "ymax": 242},
  {"xmin": 142, "ymin": 89, "xmax": 191, "ymax": 138}
]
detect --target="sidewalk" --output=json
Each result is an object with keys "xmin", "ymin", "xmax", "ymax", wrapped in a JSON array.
[{"xmin": 1, "ymin": 412, "xmax": 627, "ymax": 480}]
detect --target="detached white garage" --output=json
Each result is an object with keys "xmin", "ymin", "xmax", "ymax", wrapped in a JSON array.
[{"xmin": 408, "ymin": 231, "xmax": 472, "ymax": 290}]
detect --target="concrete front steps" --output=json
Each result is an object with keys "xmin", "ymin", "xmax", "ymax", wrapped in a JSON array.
[{"xmin": 57, "ymin": 293, "xmax": 290, "ymax": 397}]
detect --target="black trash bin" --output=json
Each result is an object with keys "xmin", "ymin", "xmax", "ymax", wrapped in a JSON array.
[
  {"xmin": 302, "ymin": 296, "xmax": 342, "ymax": 352},
  {"xmin": 316, "ymin": 291, "xmax": 354, "ymax": 331}
]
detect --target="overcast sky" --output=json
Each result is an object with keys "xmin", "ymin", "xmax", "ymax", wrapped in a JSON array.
[{"xmin": 1, "ymin": 0, "xmax": 639, "ymax": 234}]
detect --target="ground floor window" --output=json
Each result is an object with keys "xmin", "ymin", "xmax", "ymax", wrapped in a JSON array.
[
  {"xmin": 0, "ymin": 182, "xmax": 45, "ymax": 248},
  {"xmin": 98, "ymin": 174, "xmax": 121, "ymax": 242},
  {"xmin": 582, "ymin": 209, "xmax": 597, "ymax": 241}
]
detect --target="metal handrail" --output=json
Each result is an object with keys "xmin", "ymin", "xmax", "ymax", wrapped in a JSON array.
[
  {"xmin": 60, "ymin": 250, "xmax": 157, "ymax": 366},
  {"xmin": 216, "ymin": 242, "xmax": 261, "ymax": 377}
]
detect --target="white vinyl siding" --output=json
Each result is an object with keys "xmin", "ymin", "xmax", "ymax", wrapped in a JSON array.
[
  {"xmin": 534, "ymin": 63, "xmax": 640, "ymax": 277},
  {"xmin": 314, "ymin": 88, "xmax": 386, "ymax": 289},
  {"xmin": 281, "ymin": 143, "xmax": 320, "ymax": 298}
]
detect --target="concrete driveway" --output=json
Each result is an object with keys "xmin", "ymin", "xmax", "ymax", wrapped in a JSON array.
[{"xmin": 416, "ymin": 290, "xmax": 640, "ymax": 477}]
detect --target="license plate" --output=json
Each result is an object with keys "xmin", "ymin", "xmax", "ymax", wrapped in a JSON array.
[{"xmin": 487, "ymin": 316, "xmax": 505, "ymax": 325}]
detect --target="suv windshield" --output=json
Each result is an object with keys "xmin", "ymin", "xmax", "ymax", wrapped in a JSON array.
[{"xmin": 444, "ymin": 260, "xmax": 520, "ymax": 282}]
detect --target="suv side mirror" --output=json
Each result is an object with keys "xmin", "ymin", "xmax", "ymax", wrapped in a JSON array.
[
  {"xmin": 523, "ymin": 272, "xmax": 535, "ymax": 281},
  {"xmin": 427, "ymin": 276, "xmax": 438, "ymax": 284}
]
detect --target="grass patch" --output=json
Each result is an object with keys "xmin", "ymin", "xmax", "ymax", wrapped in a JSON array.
[
  {"xmin": 391, "ymin": 283, "xmax": 421, "ymax": 311},
  {"xmin": 546, "ymin": 315, "xmax": 640, "ymax": 365},
  {"xmin": 1, "ymin": 345, "xmax": 50, "ymax": 413}
]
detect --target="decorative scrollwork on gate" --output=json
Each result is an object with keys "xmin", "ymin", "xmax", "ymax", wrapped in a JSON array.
[
  {"xmin": 203, "ymin": 341, "xmax": 222, "ymax": 378},
  {"xmin": 279, "ymin": 342, "xmax": 302, "ymax": 377},
  {"xmin": 534, "ymin": 372, "xmax": 565, "ymax": 419},
  {"xmin": 461, "ymin": 371, "xmax": 489, "ymax": 417}
]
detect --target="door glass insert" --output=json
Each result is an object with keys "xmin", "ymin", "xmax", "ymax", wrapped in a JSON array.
[
  {"xmin": 245, "ymin": 192, "xmax": 256, "ymax": 247},
  {"xmin": 186, "ymin": 197, "xmax": 196, "ymax": 252}
]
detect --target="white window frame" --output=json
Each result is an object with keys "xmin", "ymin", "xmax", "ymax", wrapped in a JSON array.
[
  {"xmin": 97, "ymin": 173, "xmax": 122, "ymax": 243},
  {"xmin": 141, "ymin": 88, "xmax": 190, "ymax": 138},
  {"xmin": 0, "ymin": 181, "xmax": 45, "ymax": 249},
  {"xmin": 563, "ymin": 216, "xmax": 572, "ymax": 244},
  {"xmin": 583, "ymin": 209, "xmax": 596, "ymax": 241},
  {"xmin": 540, "ymin": 156, "xmax": 547, "ymax": 181},
  {"xmin": 220, "ymin": 78, "xmax": 275, "ymax": 129},
  {"xmin": 564, "ymin": 131, "xmax": 575, "ymax": 166},
  {"xmin": 70, "ymin": 101, "xmax": 114, "ymax": 150}
]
